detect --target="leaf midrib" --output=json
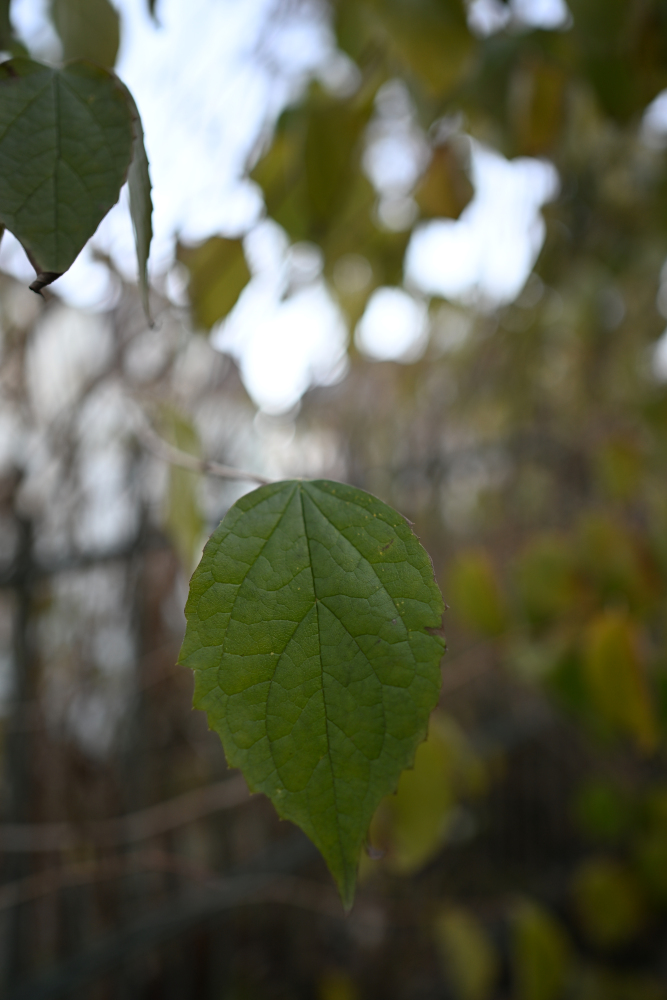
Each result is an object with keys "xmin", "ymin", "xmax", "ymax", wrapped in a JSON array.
[
  {"xmin": 52, "ymin": 71, "xmax": 61, "ymax": 266},
  {"xmin": 297, "ymin": 482, "xmax": 347, "ymax": 878}
]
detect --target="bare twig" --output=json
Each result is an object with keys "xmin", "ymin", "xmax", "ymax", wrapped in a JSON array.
[
  {"xmin": 0, "ymin": 774, "xmax": 250, "ymax": 852},
  {"xmin": 135, "ymin": 420, "xmax": 272, "ymax": 486}
]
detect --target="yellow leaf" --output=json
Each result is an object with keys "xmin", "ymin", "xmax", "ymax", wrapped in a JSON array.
[
  {"xmin": 366, "ymin": 711, "xmax": 485, "ymax": 875},
  {"xmin": 161, "ymin": 409, "xmax": 205, "ymax": 573},
  {"xmin": 595, "ymin": 437, "xmax": 643, "ymax": 501},
  {"xmin": 583, "ymin": 610, "xmax": 658, "ymax": 753},
  {"xmin": 434, "ymin": 907, "xmax": 498, "ymax": 1000},
  {"xmin": 510, "ymin": 59, "xmax": 566, "ymax": 157},
  {"xmin": 571, "ymin": 858, "xmax": 646, "ymax": 949},
  {"xmin": 512, "ymin": 900, "xmax": 571, "ymax": 1000},
  {"xmin": 177, "ymin": 237, "xmax": 250, "ymax": 332},
  {"xmin": 318, "ymin": 970, "xmax": 360, "ymax": 1000},
  {"xmin": 576, "ymin": 514, "xmax": 657, "ymax": 614},
  {"xmin": 414, "ymin": 138, "xmax": 473, "ymax": 221}
]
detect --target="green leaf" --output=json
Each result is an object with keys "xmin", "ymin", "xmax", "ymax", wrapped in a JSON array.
[
  {"xmin": 177, "ymin": 236, "xmax": 250, "ymax": 331},
  {"xmin": 122, "ymin": 85, "xmax": 153, "ymax": 320},
  {"xmin": 179, "ymin": 479, "xmax": 445, "ymax": 909},
  {"xmin": 50, "ymin": 0, "xmax": 120, "ymax": 69},
  {"xmin": 0, "ymin": 58, "xmax": 134, "ymax": 291},
  {"xmin": 0, "ymin": 0, "xmax": 12, "ymax": 50}
]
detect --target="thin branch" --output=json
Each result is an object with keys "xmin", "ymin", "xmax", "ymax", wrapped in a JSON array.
[
  {"xmin": 135, "ymin": 421, "xmax": 272, "ymax": 486},
  {"xmin": 0, "ymin": 774, "xmax": 250, "ymax": 852}
]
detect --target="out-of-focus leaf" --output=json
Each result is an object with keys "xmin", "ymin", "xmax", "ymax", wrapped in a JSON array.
[
  {"xmin": 514, "ymin": 535, "xmax": 576, "ymax": 628},
  {"xmin": 448, "ymin": 551, "xmax": 506, "ymax": 637},
  {"xmin": 506, "ymin": 636, "xmax": 566, "ymax": 683},
  {"xmin": 123, "ymin": 86, "xmax": 153, "ymax": 320},
  {"xmin": 374, "ymin": 0, "xmax": 474, "ymax": 98},
  {"xmin": 572, "ymin": 858, "xmax": 646, "ymax": 948},
  {"xmin": 414, "ymin": 137, "xmax": 473, "ymax": 221},
  {"xmin": 567, "ymin": 0, "xmax": 667, "ymax": 121},
  {"xmin": 162, "ymin": 409, "xmax": 204, "ymax": 574},
  {"xmin": 318, "ymin": 970, "xmax": 360, "ymax": 1000},
  {"xmin": 595, "ymin": 438, "xmax": 643, "ymax": 501},
  {"xmin": 0, "ymin": 58, "xmax": 134, "ymax": 291},
  {"xmin": 509, "ymin": 59, "xmax": 566, "ymax": 157},
  {"xmin": 324, "ymin": 175, "xmax": 411, "ymax": 327},
  {"xmin": 179, "ymin": 479, "xmax": 445, "ymax": 909},
  {"xmin": 583, "ymin": 610, "xmax": 658, "ymax": 754},
  {"xmin": 367, "ymin": 711, "xmax": 485, "ymax": 875},
  {"xmin": 323, "ymin": 172, "xmax": 409, "ymax": 278},
  {"xmin": 573, "ymin": 781, "xmax": 634, "ymax": 844},
  {"xmin": 252, "ymin": 86, "xmax": 373, "ymax": 243},
  {"xmin": 635, "ymin": 829, "xmax": 667, "ymax": 905},
  {"xmin": 177, "ymin": 236, "xmax": 250, "ymax": 332},
  {"xmin": 576, "ymin": 514, "xmax": 658, "ymax": 614},
  {"xmin": 575, "ymin": 968, "xmax": 667, "ymax": 1000},
  {"xmin": 304, "ymin": 95, "xmax": 373, "ymax": 235},
  {"xmin": 434, "ymin": 907, "xmax": 498, "ymax": 1000},
  {"xmin": 634, "ymin": 789, "xmax": 667, "ymax": 903},
  {"xmin": 511, "ymin": 900, "xmax": 571, "ymax": 1000},
  {"xmin": 50, "ymin": 0, "xmax": 120, "ymax": 69},
  {"xmin": 0, "ymin": 0, "xmax": 12, "ymax": 49}
]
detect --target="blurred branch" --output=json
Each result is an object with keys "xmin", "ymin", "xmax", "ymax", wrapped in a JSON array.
[
  {"xmin": 3, "ymin": 832, "xmax": 336, "ymax": 1000},
  {"xmin": 0, "ymin": 848, "xmax": 212, "ymax": 912},
  {"xmin": 0, "ymin": 774, "xmax": 250, "ymax": 852},
  {"xmin": 5, "ymin": 871, "xmax": 379, "ymax": 1000},
  {"xmin": 0, "ymin": 850, "xmax": 357, "ymax": 921},
  {"xmin": 135, "ymin": 420, "xmax": 272, "ymax": 486},
  {"xmin": 0, "ymin": 530, "xmax": 171, "ymax": 589}
]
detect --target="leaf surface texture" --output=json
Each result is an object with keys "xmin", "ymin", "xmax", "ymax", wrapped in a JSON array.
[
  {"xmin": 179, "ymin": 479, "xmax": 445, "ymax": 907},
  {"xmin": 0, "ymin": 58, "xmax": 134, "ymax": 288}
]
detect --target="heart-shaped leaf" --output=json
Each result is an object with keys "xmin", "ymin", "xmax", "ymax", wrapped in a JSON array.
[
  {"xmin": 179, "ymin": 479, "xmax": 445, "ymax": 909},
  {"xmin": 0, "ymin": 58, "xmax": 134, "ymax": 291}
]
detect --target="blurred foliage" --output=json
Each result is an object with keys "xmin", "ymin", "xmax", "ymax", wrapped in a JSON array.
[
  {"xmin": 448, "ymin": 551, "xmax": 507, "ymax": 637},
  {"xmin": 50, "ymin": 0, "xmax": 120, "ymax": 68},
  {"xmin": 571, "ymin": 857, "xmax": 647, "ymax": 948},
  {"xmin": 511, "ymin": 901, "xmax": 571, "ymax": 1000},
  {"xmin": 434, "ymin": 906, "xmax": 498, "ymax": 1000},
  {"xmin": 8, "ymin": 0, "xmax": 667, "ymax": 994},
  {"xmin": 364, "ymin": 710, "xmax": 485, "ymax": 876},
  {"xmin": 160, "ymin": 407, "xmax": 204, "ymax": 573},
  {"xmin": 177, "ymin": 237, "xmax": 251, "ymax": 332}
]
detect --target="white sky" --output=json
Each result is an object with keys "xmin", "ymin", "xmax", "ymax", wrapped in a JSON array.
[{"xmin": 5, "ymin": 0, "xmax": 566, "ymax": 412}]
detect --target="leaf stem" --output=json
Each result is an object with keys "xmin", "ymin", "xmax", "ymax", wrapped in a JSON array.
[{"xmin": 136, "ymin": 422, "xmax": 272, "ymax": 486}]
